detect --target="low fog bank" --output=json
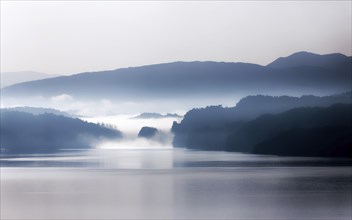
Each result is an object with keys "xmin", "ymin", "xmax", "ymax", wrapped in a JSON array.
[
  {"xmin": 0, "ymin": 110, "xmax": 178, "ymax": 155},
  {"xmin": 82, "ymin": 114, "xmax": 182, "ymax": 149},
  {"xmin": 2, "ymin": 87, "xmax": 335, "ymax": 117},
  {"xmin": 1, "ymin": 90, "xmax": 350, "ymax": 155},
  {"xmin": 0, "ymin": 94, "xmax": 243, "ymax": 117}
]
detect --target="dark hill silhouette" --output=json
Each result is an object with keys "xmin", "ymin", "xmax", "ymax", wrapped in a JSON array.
[
  {"xmin": 138, "ymin": 127, "xmax": 159, "ymax": 138},
  {"xmin": 137, "ymin": 126, "xmax": 168, "ymax": 143},
  {"xmin": 0, "ymin": 111, "xmax": 122, "ymax": 154},
  {"xmin": 252, "ymin": 126, "xmax": 351, "ymax": 158},
  {"xmin": 226, "ymin": 104, "xmax": 351, "ymax": 154},
  {"xmin": 2, "ymin": 52, "xmax": 351, "ymax": 100},
  {"xmin": 172, "ymin": 92, "xmax": 351, "ymax": 150}
]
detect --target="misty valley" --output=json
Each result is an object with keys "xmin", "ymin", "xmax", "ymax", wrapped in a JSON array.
[
  {"xmin": 1, "ymin": 51, "xmax": 351, "ymax": 219},
  {"xmin": 1, "ymin": 92, "xmax": 351, "ymax": 158},
  {"xmin": 1, "ymin": 52, "xmax": 351, "ymax": 158}
]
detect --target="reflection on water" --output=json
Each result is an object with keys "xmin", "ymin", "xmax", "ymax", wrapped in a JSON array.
[
  {"xmin": 1, "ymin": 148, "xmax": 351, "ymax": 168},
  {"xmin": 1, "ymin": 148, "xmax": 351, "ymax": 219}
]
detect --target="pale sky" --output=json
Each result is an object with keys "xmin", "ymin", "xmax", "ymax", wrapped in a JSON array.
[{"xmin": 1, "ymin": 1, "xmax": 351, "ymax": 75}]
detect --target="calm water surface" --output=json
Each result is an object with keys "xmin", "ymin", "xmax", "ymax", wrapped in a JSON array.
[{"xmin": 1, "ymin": 148, "xmax": 351, "ymax": 219}]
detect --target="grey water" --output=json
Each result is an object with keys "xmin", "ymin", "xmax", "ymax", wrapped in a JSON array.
[{"xmin": 1, "ymin": 148, "xmax": 351, "ymax": 219}]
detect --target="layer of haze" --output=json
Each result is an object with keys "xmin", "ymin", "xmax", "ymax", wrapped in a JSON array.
[{"xmin": 1, "ymin": 1, "xmax": 351, "ymax": 75}]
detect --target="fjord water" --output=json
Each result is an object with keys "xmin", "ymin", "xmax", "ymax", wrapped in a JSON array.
[{"xmin": 1, "ymin": 148, "xmax": 351, "ymax": 219}]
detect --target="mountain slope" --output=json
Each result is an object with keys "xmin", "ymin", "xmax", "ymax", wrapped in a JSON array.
[
  {"xmin": 0, "ymin": 71, "xmax": 58, "ymax": 88},
  {"xmin": 171, "ymin": 92, "xmax": 351, "ymax": 150},
  {"xmin": 2, "ymin": 52, "xmax": 351, "ymax": 101},
  {"xmin": 252, "ymin": 126, "xmax": 351, "ymax": 158},
  {"xmin": 226, "ymin": 104, "xmax": 351, "ymax": 153},
  {"xmin": 0, "ymin": 111, "xmax": 122, "ymax": 154},
  {"xmin": 267, "ymin": 51, "xmax": 351, "ymax": 68},
  {"xmin": 1, "ymin": 106, "xmax": 74, "ymax": 117}
]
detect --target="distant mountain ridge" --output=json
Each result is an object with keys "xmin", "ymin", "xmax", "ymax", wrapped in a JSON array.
[
  {"xmin": 1, "ymin": 106, "xmax": 74, "ymax": 117},
  {"xmin": 2, "ymin": 52, "xmax": 351, "ymax": 101},
  {"xmin": 0, "ymin": 71, "xmax": 58, "ymax": 88},
  {"xmin": 267, "ymin": 51, "xmax": 351, "ymax": 68},
  {"xmin": 132, "ymin": 112, "xmax": 182, "ymax": 119}
]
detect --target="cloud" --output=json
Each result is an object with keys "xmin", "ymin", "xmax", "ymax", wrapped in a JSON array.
[{"xmin": 50, "ymin": 94, "xmax": 73, "ymax": 103}]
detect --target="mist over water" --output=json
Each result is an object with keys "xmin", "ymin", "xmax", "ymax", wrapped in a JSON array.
[
  {"xmin": 0, "ymin": 94, "xmax": 242, "ymax": 116},
  {"xmin": 1, "ymin": 99, "xmax": 351, "ymax": 219},
  {"xmin": 82, "ymin": 114, "xmax": 179, "ymax": 135},
  {"xmin": 81, "ymin": 114, "xmax": 181, "ymax": 149}
]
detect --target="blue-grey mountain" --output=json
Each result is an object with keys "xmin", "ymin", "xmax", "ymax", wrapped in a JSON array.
[
  {"xmin": 133, "ymin": 112, "xmax": 182, "ymax": 119},
  {"xmin": 2, "ymin": 52, "xmax": 351, "ymax": 100},
  {"xmin": 0, "ymin": 71, "xmax": 58, "ymax": 88},
  {"xmin": 138, "ymin": 126, "xmax": 159, "ymax": 138},
  {"xmin": 252, "ymin": 126, "xmax": 351, "ymax": 158},
  {"xmin": 171, "ymin": 92, "xmax": 351, "ymax": 157},
  {"xmin": 0, "ymin": 110, "xmax": 122, "ymax": 155},
  {"xmin": 1, "ymin": 106, "xmax": 74, "ymax": 117},
  {"xmin": 226, "ymin": 104, "xmax": 351, "ymax": 155}
]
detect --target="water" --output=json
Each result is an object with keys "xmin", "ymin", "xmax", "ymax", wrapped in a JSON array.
[{"xmin": 1, "ymin": 148, "xmax": 351, "ymax": 219}]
